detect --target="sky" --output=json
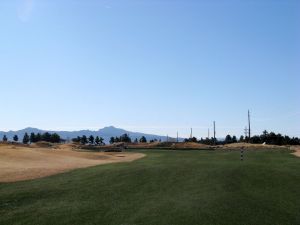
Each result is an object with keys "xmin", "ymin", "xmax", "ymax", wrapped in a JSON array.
[{"xmin": 0, "ymin": 0, "xmax": 299, "ymax": 138}]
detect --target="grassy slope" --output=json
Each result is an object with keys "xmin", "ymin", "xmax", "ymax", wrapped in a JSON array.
[{"xmin": 0, "ymin": 150, "xmax": 300, "ymax": 225}]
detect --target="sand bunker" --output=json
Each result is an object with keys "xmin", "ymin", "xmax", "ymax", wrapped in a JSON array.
[
  {"xmin": 0, "ymin": 145, "xmax": 145, "ymax": 183},
  {"xmin": 291, "ymin": 146, "xmax": 300, "ymax": 157}
]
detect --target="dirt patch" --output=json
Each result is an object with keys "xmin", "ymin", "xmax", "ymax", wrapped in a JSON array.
[
  {"xmin": 0, "ymin": 145, "xmax": 145, "ymax": 183},
  {"xmin": 291, "ymin": 146, "xmax": 300, "ymax": 157}
]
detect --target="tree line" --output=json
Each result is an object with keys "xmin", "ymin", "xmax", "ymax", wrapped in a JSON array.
[
  {"xmin": 2, "ymin": 133, "xmax": 156, "ymax": 145},
  {"xmin": 185, "ymin": 130, "xmax": 300, "ymax": 146},
  {"xmin": 72, "ymin": 134, "xmax": 157, "ymax": 145},
  {"xmin": 3, "ymin": 130, "xmax": 298, "ymax": 146},
  {"xmin": 247, "ymin": 130, "xmax": 300, "ymax": 145},
  {"xmin": 109, "ymin": 134, "xmax": 157, "ymax": 144},
  {"xmin": 72, "ymin": 135, "xmax": 105, "ymax": 145},
  {"xmin": 1, "ymin": 132, "xmax": 62, "ymax": 144},
  {"xmin": 109, "ymin": 134, "xmax": 132, "ymax": 144}
]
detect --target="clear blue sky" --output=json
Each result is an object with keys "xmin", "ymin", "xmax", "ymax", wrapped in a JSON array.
[{"xmin": 0, "ymin": 0, "xmax": 299, "ymax": 138}]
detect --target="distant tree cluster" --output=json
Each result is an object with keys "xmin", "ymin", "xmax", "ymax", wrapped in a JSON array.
[
  {"xmin": 187, "ymin": 137, "xmax": 218, "ymax": 145},
  {"xmin": 2, "ymin": 133, "xmax": 61, "ymax": 144},
  {"xmin": 108, "ymin": 134, "xmax": 158, "ymax": 144},
  {"xmin": 21, "ymin": 132, "xmax": 62, "ymax": 144},
  {"xmin": 149, "ymin": 138, "xmax": 158, "ymax": 143},
  {"xmin": 184, "ymin": 130, "xmax": 299, "ymax": 146},
  {"xmin": 133, "ymin": 137, "xmax": 158, "ymax": 144},
  {"xmin": 72, "ymin": 135, "xmax": 104, "ymax": 145},
  {"xmin": 109, "ymin": 134, "xmax": 132, "ymax": 144},
  {"xmin": 248, "ymin": 130, "xmax": 300, "ymax": 145},
  {"xmin": 184, "ymin": 137, "xmax": 198, "ymax": 143},
  {"xmin": 2, "ymin": 134, "xmax": 20, "ymax": 143},
  {"xmin": 139, "ymin": 136, "xmax": 147, "ymax": 143},
  {"xmin": 198, "ymin": 138, "xmax": 217, "ymax": 145},
  {"xmin": 224, "ymin": 135, "xmax": 238, "ymax": 144}
]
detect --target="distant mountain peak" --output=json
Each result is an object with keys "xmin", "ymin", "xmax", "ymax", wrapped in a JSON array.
[
  {"xmin": 102, "ymin": 126, "xmax": 117, "ymax": 129},
  {"xmin": 100, "ymin": 126, "xmax": 125, "ymax": 132},
  {"xmin": 21, "ymin": 127, "xmax": 42, "ymax": 132}
]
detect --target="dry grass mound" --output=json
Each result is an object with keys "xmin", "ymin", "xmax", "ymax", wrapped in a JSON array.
[
  {"xmin": 291, "ymin": 146, "xmax": 300, "ymax": 157},
  {"xmin": 171, "ymin": 142, "xmax": 210, "ymax": 149},
  {"xmin": 0, "ymin": 145, "xmax": 145, "ymax": 183},
  {"xmin": 222, "ymin": 142, "xmax": 287, "ymax": 150},
  {"xmin": 30, "ymin": 141, "xmax": 56, "ymax": 148}
]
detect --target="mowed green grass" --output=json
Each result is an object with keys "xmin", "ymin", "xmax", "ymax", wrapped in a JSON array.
[{"xmin": 1, "ymin": 149, "xmax": 300, "ymax": 225}]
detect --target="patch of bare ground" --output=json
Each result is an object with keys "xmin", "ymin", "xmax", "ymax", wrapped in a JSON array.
[
  {"xmin": 0, "ymin": 144, "xmax": 145, "ymax": 183},
  {"xmin": 290, "ymin": 146, "xmax": 300, "ymax": 157}
]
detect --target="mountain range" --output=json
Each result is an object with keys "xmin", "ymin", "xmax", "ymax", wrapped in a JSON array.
[{"xmin": 0, "ymin": 126, "xmax": 181, "ymax": 143}]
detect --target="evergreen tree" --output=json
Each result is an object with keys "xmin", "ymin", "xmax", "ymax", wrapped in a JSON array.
[
  {"xmin": 72, "ymin": 136, "xmax": 81, "ymax": 143},
  {"xmin": 139, "ymin": 136, "xmax": 147, "ymax": 143},
  {"xmin": 99, "ymin": 137, "xmax": 104, "ymax": 144},
  {"xmin": 250, "ymin": 135, "xmax": 261, "ymax": 144},
  {"xmin": 13, "ymin": 135, "xmax": 19, "ymax": 142},
  {"xmin": 95, "ymin": 136, "xmax": 100, "ymax": 145},
  {"xmin": 232, "ymin": 136, "xmax": 237, "ymax": 143},
  {"xmin": 42, "ymin": 132, "xmax": 52, "ymax": 142},
  {"xmin": 225, "ymin": 135, "xmax": 232, "ymax": 144},
  {"xmin": 239, "ymin": 135, "xmax": 244, "ymax": 142},
  {"xmin": 30, "ymin": 133, "xmax": 36, "ymax": 143},
  {"xmin": 109, "ymin": 137, "xmax": 115, "ymax": 144},
  {"xmin": 2, "ymin": 135, "xmax": 8, "ymax": 142},
  {"xmin": 23, "ymin": 133, "xmax": 30, "ymax": 144},
  {"xmin": 261, "ymin": 130, "xmax": 268, "ymax": 143},
  {"xmin": 89, "ymin": 135, "xmax": 95, "ymax": 144},
  {"xmin": 36, "ymin": 133, "xmax": 42, "ymax": 142},
  {"xmin": 50, "ymin": 133, "xmax": 61, "ymax": 143},
  {"xmin": 120, "ymin": 134, "xmax": 131, "ymax": 143},
  {"xmin": 185, "ymin": 137, "xmax": 197, "ymax": 142},
  {"xmin": 81, "ymin": 135, "xmax": 88, "ymax": 145}
]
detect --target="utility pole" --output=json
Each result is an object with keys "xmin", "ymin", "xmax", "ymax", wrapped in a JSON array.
[
  {"xmin": 248, "ymin": 110, "xmax": 251, "ymax": 140},
  {"xmin": 213, "ymin": 121, "xmax": 216, "ymax": 145},
  {"xmin": 190, "ymin": 128, "xmax": 193, "ymax": 139},
  {"xmin": 208, "ymin": 128, "xmax": 210, "ymax": 139},
  {"xmin": 177, "ymin": 131, "xmax": 179, "ymax": 143}
]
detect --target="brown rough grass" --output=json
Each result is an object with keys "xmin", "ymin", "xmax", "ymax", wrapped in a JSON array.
[
  {"xmin": 127, "ymin": 142, "xmax": 210, "ymax": 149},
  {"xmin": 0, "ymin": 144, "xmax": 145, "ymax": 183},
  {"xmin": 222, "ymin": 143, "xmax": 285, "ymax": 149}
]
